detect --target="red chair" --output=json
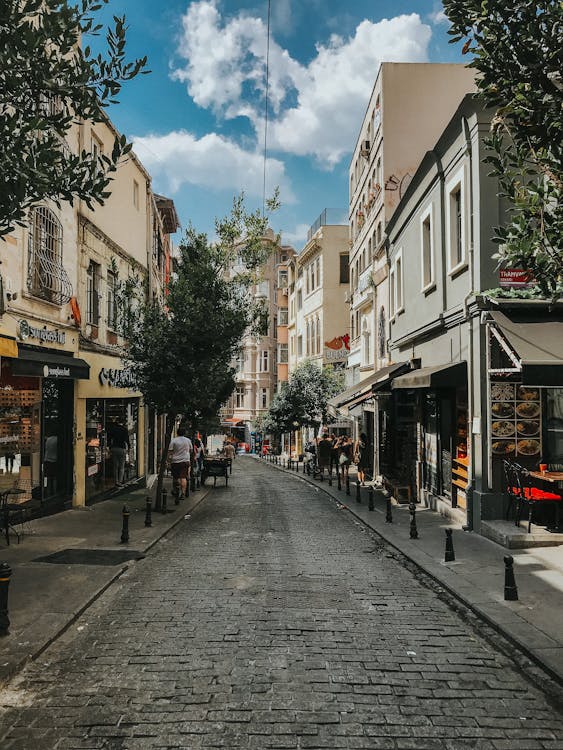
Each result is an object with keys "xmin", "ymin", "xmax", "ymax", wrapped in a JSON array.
[{"xmin": 513, "ymin": 465, "xmax": 562, "ymax": 533}]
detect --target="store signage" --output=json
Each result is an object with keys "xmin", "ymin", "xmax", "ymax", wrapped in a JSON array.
[
  {"xmin": 19, "ymin": 319, "xmax": 66, "ymax": 344},
  {"xmin": 43, "ymin": 365, "xmax": 71, "ymax": 378},
  {"xmin": 99, "ymin": 367, "xmax": 136, "ymax": 388},
  {"xmin": 324, "ymin": 334, "xmax": 350, "ymax": 363},
  {"xmin": 499, "ymin": 269, "xmax": 534, "ymax": 289}
]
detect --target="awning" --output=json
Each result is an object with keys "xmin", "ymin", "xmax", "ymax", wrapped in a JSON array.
[
  {"xmin": 221, "ymin": 417, "xmax": 246, "ymax": 426},
  {"xmin": 329, "ymin": 362, "xmax": 409, "ymax": 410},
  {"xmin": 11, "ymin": 345, "xmax": 90, "ymax": 379},
  {"xmin": 0, "ymin": 333, "xmax": 18, "ymax": 358},
  {"xmin": 392, "ymin": 361, "xmax": 467, "ymax": 389},
  {"xmin": 491, "ymin": 311, "xmax": 563, "ymax": 385}
]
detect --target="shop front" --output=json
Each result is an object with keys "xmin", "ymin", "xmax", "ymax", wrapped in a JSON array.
[
  {"xmin": 0, "ymin": 341, "xmax": 89, "ymax": 512},
  {"xmin": 75, "ymin": 353, "xmax": 145, "ymax": 506}
]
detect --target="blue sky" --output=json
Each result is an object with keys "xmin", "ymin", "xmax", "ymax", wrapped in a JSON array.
[{"xmin": 94, "ymin": 0, "xmax": 464, "ymax": 249}]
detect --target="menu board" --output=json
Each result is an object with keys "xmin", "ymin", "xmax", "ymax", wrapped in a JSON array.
[{"xmin": 490, "ymin": 382, "xmax": 542, "ymax": 459}]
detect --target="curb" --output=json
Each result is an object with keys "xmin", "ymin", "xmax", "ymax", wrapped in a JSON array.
[
  {"xmin": 257, "ymin": 456, "xmax": 563, "ymax": 691},
  {"xmin": 0, "ymin": 484, "xmax": 213, "ymax": 688}
]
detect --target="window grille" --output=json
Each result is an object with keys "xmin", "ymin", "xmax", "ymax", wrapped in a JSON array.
[
  {"xmin": 87, "ymin": 261, "xmax": 100, "ymax": 325},
  {"xmin": 107, "ymin": 271, "xmax": 118, "ymax": 330},
  {"xmin": 27, "ymin": 206, "xmax": 72, "ymax": 304}
]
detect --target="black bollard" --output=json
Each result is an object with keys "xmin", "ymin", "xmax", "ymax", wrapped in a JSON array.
[
  {"xmin": 0, "ymin": 563, "xmax": 12, "ymax": 636},
  {"xmin": 409, "ymin": 502, "xmax": 418, "ymax": 539},
  {"xmin": 368, "ymin": 485, "xmax": 375, "ymax": 511},
  {"xmin": 120, "ymin": 504, "xmax": 130, "ymax": 544},
  {"xmin": 385, "ymin": 495, "xmax": 393, "ymax": 523},
  {"xmin": 445, "ymin": 528, "xmax": 455, "ymax": 562},
  {"xmin": 504, "ymin": 555, "xmax": 518, "ymax": 601},
  {"xmin": 346, "ymin": 475, "xmax": 350, "ymax": 496},
  {"xmin": 191, "ymin": 472, "xmax": 196, "ymax": 493},
  {"xmin": 288, "ymin": 458, "xmax": 292, "ymax": 470},
  {"xmin": 161, "ymin": 488, "xmax": 168, "ymax": 514},
  {"xmin": 337, "ymin": 471, "xmax": 342, "ymax": 491},
  {"xmin": 328, "ymin": 470, "xmax": 332, "ymax": 486},
  {"xmin": 356, "ymin": 482, "xmax": 361, "ymax": 504},
  {"xmin": 144, "ymin": 496, "xmax": 152, "ymax": 527}
]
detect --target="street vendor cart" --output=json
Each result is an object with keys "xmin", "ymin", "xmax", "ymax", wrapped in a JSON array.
[{"xmin": 201, "ymin": 456, "xmax": 230, "ymax": 487}]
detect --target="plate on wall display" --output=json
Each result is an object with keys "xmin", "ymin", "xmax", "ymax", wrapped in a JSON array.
[
  {"xmin": 491, "ymin": 402, "xmax": 514, "ymax": 418},
  {"xmin": 492, "ymin": 440, "xmax": 516, "ymax": 456},
  {"xmin": 517, "ymin": 386, "xmax": 540, "ymax": 402},
  {"xmin": 517, "ymin": 439, "xmax": 541, "ymax": 456},
  {"xmin": 517, "ymin": 420, "xmax": 540, "ymax": 436},
  {"xmin": 516, "ymin": 401, "xmax": 541, "ymax": 418},
  {"xmin": 491, "ymin": 383, "xmax": 515, "ymax": 401},
  {"xmin": 492, "ymin": 421, "xmax": 516, "ymax": 437}
]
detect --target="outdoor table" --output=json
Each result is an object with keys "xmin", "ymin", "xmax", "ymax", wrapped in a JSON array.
[{"xmin": 528, "ymin": 471, "xmax": 563, "ymax": 531}]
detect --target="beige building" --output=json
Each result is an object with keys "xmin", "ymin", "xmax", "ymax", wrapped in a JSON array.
[
  {"xmin": 0, "ymin": 112, "xmax": 176, "ymax": 512},
  {"xmin": 220, "ymin": 234, "xmax": 293, "ymax": 448}
]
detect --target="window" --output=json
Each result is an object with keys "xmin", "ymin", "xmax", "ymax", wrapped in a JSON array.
[
  {"xmin": 310, "ymin": 262, "xmax": 315, "ymax": 291},
  {"xmin": 297, "ymin": 289, "xmax": 302, "ymax": 310},
  {"xmin": 389, "ymin": 268, "xmax": 396, "ymax": 318},
  {"xmin": 421, "ymin": 206, "xmax": 434, "ymax": 290},
  {"xmin": 376, "ymin": 222, "xmax": 382, "ymax": 247},
  {"xmin": 316, "ymin": 318, "xmax": 321, "ymax": 354},
  {"xmin": 27, "ymin": 206, "xmax": 70, "ymax": 304},
  {"xmin": 279, "ymin": 308, "xmax": 288, "ymax": 325},
  {"xmin": 446, "ymin": 168, "xmax": 466, "ymax": 272},
  {"xmin": 235, "ymin": 387, "xmax": 245, "ymax": 409},
  {"xmin": 378, "ymin": 306, "xmax": 386, "ymax": 359},
  {"xmin": 86, "ymin": 260, "xmax": 100, "ymax": 325},
  {"xmin": 297, "ymin": 335, "xmax": 303, "ymax": 357},
  {"xmin": 306, "ymin": 320, "xmax": 311, "ymax": 355},
  {"xmin": 91, "ymin": 132, "xmax": 103, "ymax": 161},
  {"xmin": 236, "ymin": 351, "xmax": 245, "ymax": 372},
  {"xmin": 260, "ymin": 388, "xmax": 268, "ymax": 408},
  {"xmin": 396, "ymin": 251, "xmax": 403, "ymax": 313},
  {"xmin": 290, "ymin": 335, "xmax": 295, "ymax": 355},
  {"xmin": 339, "ymin": 254, "xmax": 349, "ymax": 284},
  {"xmin": 278, "ymin": 343, "xmax": 288, "ymax": 364},
  {"xmin": 316, "ymin": 257, "xmax": 321, "ymax": 288},
  {"xmin": 278, "ymin": 270, "xmax": 288, "ymax": 288},
  {"xmin": 133, "ymin": 180, "xmax": 139, "ymax": 209},
  {"xmin": 260, "ymin": 350, "xmax": 269, "ymax": 372},
  {"xmin": 106, "ymin": 270, "xmax": 118, "ymax": 330},
  {"xmin": 362, "ymin": 318, "xmax": 371, "ymax": 365}
]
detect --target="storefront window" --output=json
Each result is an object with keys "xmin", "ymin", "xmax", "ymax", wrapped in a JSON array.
[
  {"xmin": 85, "ymin": 397, "xmax": 139, "ymax": 502},
  {"xmin": 545, "ymin": 388, "xmax": 563, "ymax": 466}
]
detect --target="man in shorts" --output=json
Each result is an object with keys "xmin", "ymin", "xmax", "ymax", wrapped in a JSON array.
[{"xmin": 168, "ymin": 427, "xmax": 193, "ymax": 499}]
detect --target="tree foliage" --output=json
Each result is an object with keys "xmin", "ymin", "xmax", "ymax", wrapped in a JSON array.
[
  {"xmin": 443, "ymin": 0, "xmax": 563, "ymax": 297},
  {"xmin": 120, "ymin": 194, "xmax": 278, "ymax": 505},
  {"xmin": 262, "ymin": 360, "xmax": 344, "ymax": 435},
  {"xmin": 0, "ymin": 0, "xmax": 148, "ymax": 237}
]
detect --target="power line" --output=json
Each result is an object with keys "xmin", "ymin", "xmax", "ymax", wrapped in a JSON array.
[{"xmin": 262, "ymin": 0, "xmax": 271, "ymax": 217}]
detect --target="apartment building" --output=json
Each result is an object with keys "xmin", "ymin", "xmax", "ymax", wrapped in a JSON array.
[{"xmin": 220, "ymin": 233, "xmax": 291, "ymax": 448}]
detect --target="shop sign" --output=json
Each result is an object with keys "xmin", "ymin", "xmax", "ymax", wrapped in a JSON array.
[
  {"xmin": 43, "ymin": 365, "xmax": 71, "ymax": 378},
  {"xmin": 19, "ymin": 319, "xmax": 66, "ymax": 345},
  {"xmin": 324, "ymin": 334, "xmax": 350, "ymax": 363},
  {"xmin": 499, "ymin": 269, "xmax": 534, "ymax": 289},
  {"xmin": 99, "ymin": 367, "xmax": 136, "ymax": 388}
]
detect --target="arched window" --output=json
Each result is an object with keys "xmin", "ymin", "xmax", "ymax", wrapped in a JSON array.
[{"xmin": 27, "ymin": 206, "xmax": 71, "ymax": 304}]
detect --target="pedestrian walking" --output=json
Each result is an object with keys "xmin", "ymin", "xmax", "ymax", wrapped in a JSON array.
[
  {"xmin": 317, "ymin": 430, "xmax": 332, "ymax": 480},
  {"xmin": 338, "ymin": 435, "xmax": 353, "ymax": 480},
  {"xmin": 355, "ymin": 432, "xmax": 370, "ymax": 485},
  {"xmin": 168, "ymin": 427, "xmax": 193, "ymax": 500},
  {"xmin": 109, "ymin": 420, "xmax": 129, "ymax": 487}
]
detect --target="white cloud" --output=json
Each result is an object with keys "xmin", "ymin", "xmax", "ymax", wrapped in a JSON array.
[
  {"xmin": 430, "ymin": 10, "xmax": 449, "ymax": 25},
  {"xmin": 132, "ymin": 130, "xmax": 294, "ymax": 202},
  {"xmin": 171, "ymin": 3, "xmax": 432, "ymax": 167},
  {"xmin": 280, "ymin": 223, "xmax": 310, "ymax": 249}
]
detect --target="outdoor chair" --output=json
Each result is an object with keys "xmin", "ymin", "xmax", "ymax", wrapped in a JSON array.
[{"xmin": 513, "ymin": 464, "xmax": 562, "ymax": 533}]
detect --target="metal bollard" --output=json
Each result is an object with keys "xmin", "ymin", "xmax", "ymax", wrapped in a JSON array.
[
  {"xmin": 191, "ymin": 472, "xmax": 196, "ymax": 492},
  {"xmin": 368, "ymin": 485, "xmax": 375, "ymax": 511},
  {"xmin": 385, "ymin": 495, "xmax": 393, "ymax": 523},
  {"xmin": 356, "ymin": 482, "xmax": 361, "ymax": 503},
  {"xmin": 288, "ymin": 458, "xmax": 292, "ymax": 470},
  {"xmin": 144, "ymin": 496, "xmax": 152, "ymax": 527},
  {"xmin": 504, "ymin": 555, "xmax": 518, "ymax": 600},
  {"xmin": 0, "ymin": 563, "xmax": 12, "ymax": 636},
  {"xmin": 161, "ymin": 488, "xmax": 168, "ymax": 514},
  {"xmin": 346, "ymin": 475, "xmax": 350, "ymax": 496},
  {"xmin": 444, "ymin": 528, "xmax": 455, "ymax": 562},
  {"xmin": 328, "ymin": 470, "xmax": 332, "ymax": 486},
  {"xmin": 120, "ymin": 504, "xmax": 130, "ymax": 544},
  {"xmin": 409, "ymin": 502, "xmax": 418, "ymax": 539},
  {"xmin": 337, "ymin": 471, "xmax": 342, "ymax": 491}
]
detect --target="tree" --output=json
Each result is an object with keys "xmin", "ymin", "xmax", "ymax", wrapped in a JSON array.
[
  {"xmin": 262, "ymin": 361, "xmax": 344, "ymax": 438},
  {"xmin": 443, "ymin": 0, "xmax": 563, "ymax": 297},
  {"xmin": 0, "ymin": 0, "xmax": 148, "ymax": 237},
  {"xmin": 121, "ymin": 194, "xmax": 279, "ymax": 507}
]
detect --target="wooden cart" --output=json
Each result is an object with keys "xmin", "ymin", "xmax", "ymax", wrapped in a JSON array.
[{"xmin": 201, "ymin": 457, "xmax": 229, "ymax": 487}]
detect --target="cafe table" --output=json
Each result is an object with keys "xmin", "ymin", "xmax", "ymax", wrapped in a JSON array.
[{"xmin": 527, "ymin": 471, "xmax": 563, "ymax": 531}]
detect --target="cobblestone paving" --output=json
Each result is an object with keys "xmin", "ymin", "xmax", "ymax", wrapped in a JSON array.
[{"xmin": 1, "ymin": 457, "xmax": 563, "ymax": 749}]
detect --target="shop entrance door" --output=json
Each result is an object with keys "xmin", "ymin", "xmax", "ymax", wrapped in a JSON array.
[{"xmin": 42, "ymin": 378, "xmax": 74, "ymax": 508}]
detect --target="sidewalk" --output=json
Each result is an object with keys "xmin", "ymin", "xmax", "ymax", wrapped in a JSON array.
[
  {"xmin": 260, "ymin": 455, "xmax": 563, "ymax": 687},
  {"xmin": 0, "ymin": 479, "xmax": 211, "ymax": 687}
]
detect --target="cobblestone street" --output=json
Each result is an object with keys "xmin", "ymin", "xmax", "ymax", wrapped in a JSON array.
[{"xmin": 1, "ymin": 457, "xmax": 562, "ymax": 750}]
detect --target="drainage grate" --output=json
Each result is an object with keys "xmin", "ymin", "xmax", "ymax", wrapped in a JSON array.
[{"xmin": 33, "ymin": 549, "xmax": 145, "ymax": 566}]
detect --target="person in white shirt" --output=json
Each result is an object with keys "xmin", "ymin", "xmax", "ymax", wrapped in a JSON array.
[{"xmin": 168, "ymin": 427, "xmax": 193, "ymax": 499}]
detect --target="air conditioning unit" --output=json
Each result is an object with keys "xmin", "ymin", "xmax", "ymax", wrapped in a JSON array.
[{"xmin": 360, "ymin": 140, "xmax": 370, "ymax": 157}]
